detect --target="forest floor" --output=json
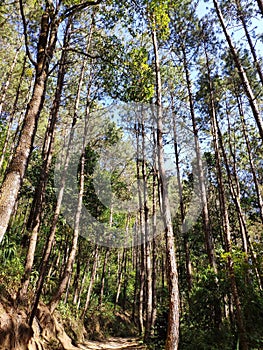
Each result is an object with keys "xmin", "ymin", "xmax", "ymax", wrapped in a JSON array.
[{"xmin": 77, "ymin": 337, "xmax": 147, "ymax": 350}]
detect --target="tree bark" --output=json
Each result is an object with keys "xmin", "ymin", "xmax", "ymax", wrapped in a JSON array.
[
  {"xmin": 18, "ymin": 18, "xmax": 71, "ymax": 302},
  {"xmin": 172, "ymin": 105, "xmax": 193, "ymax": 293},
  {"xmin": 152, "ymin": 27, "xmax": 180, "ymax": 350},
  {"xmin": 81, "ymin": 245, "xmax": 99, "ymax": 319},
  {"xmin": 99, "ymin": 247, "xmax": 110, "ymax": 306},
  {"xmin": 0, "ymin": 9, "xmax": 57, "ymax": 243}
]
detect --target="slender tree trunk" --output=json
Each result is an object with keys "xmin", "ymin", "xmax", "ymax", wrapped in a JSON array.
[
  {"xmin": 212, "ymin": 0, "xmax": 263, "ymax": 143},
  {"xmin": 135, "ymin": 121, "xmax": 146, "ymax": 335},
  {"xmin": 81, "ymin": 245, "xmax": 99, "ymax": 319},
  {"xmin": 76, "ymin": 262, "xmax": 89, "ymax": 311},
  {"xmin": 73, "ymin": 258, "xmax": 81, "ymax": 305},
  {"xmin": 234, "ymin": 0, "xmax": 263, "ymax": 86},
  {"xmin": 151, "ymin": 132, "xmax": 158, "ymax": 332},
  {"xmin": 172, "ymin": 106, "xmax": 193, "ymax": 293},
  {"xmin": 182, "ymin": 44, "xmax": 217, "ymax": 272},
  {"xmin": 217, "ymin": 104, "xmax": 248, "ymax": 254},
  {"xmin": 132, "ymin": 243, "xmax": 139, "ymax": 323},
  {"xmin": 0, "ymin": 45, "xmax": 21, "ymax": 117},
  {"xmin": 152, "ymin": 27, "xmax": 180, "ymax": 350},
  {"xmin": 18, "ymin": 19, "xmax": 71, "ymax": 302},
  {"xmin": 237, "ymin": 96, "xmax": 263, "ymax": 224},
  {"xmin": 206, "ymin": 53, "xmax": 248, "ymax": 350},
  {"xmin": 0, "ymin": 49, "xmax": 24, "ymax": 172},
  {"xmin": 115, "ymin": 248, "xmax": 127, "ymax": 309},
  {"xmin": 99, "ymin": 247, "xmax": 110, "ymax": 306},
  {"xmin": 6, "ymin": 75, "xmax": 34, "ymax": 174},
  {"xmin": 49, "ymin": 96, "xmax": 89, "ymax": 314},
  {"xmin": 139, "ymin": 120, "xmax": 152, "ymax": 342}
]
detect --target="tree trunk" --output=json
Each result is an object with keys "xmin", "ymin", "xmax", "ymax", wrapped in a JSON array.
[
  {"xmin": 206, "ymin": 52, "xmax": 248, "ymax": 350},
  {"xmin": 99, "ymin": 247, "xmax": 110, "ymax": 306},
  {"xmin": 135, "ymin": 121, "xmax": 146, "ymax": 335},
  {"xmin": 172, "ymin": 105, "xmax": 193, "ymax": 293},
  {"xmin": 0, "ymin": 10, "xmax": 58, "ymax": 243},
  {"xmin": 0, "ymin": 45, "xmax": 21, "ymax": 117},
  {"xmin": 151, "ymin": 27, "xmax": 180, "ymax": 350},
  {"xmin": 18, "ymin": 19, "xmax": 71, "ymax": 302},
  {"xmin": 237, "ymin": 95, "xmax": 263, "ymax": 224},
  {"xmin": 81, "ymin": 245, "xmax": 99, "ymax": 319},
  {"xmin": 234, "ymin": 0, "xmax": 263, "ymax": 86},
  {"xmin": 182, "ymin": 44, "xmax": 217, "ymax": 272},
  {"xmin": 49, "ymin": 99, "xmax": 89, "ymax": 314},
  {"xmin": 0, "ymin": 47, "xmax": 22, "ymax": 172},
  {"xmin": 115, "ymin": 248, "xmax": 127, "ymax": 309},
  {"xmin": 151, "ymin": 134, "xmax": 158, "ymax": 332},
  {"xmin": 77, "ymin": 262, "xmax": 89, "ymax": 311},
  {"xmin": 212, "ymin": 0, "xmax": 263, "ymax": 143}
]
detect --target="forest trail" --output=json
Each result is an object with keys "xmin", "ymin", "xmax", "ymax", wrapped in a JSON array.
[{"xmin": 77, "ymin": 337, "xmax": 147, "ymax": 350}]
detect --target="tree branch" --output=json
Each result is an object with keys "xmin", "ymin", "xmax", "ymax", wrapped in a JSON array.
[
  {"xmin": 62, "ymin": 0, "xmax": 102, "ymax": 20},
  {"xmin": 64, "ymin": 47, "xmax": 101, "ymax": 59},
  {"xmin": 19, "ymin": 0, "xmax": 37, "ymax": 67}
]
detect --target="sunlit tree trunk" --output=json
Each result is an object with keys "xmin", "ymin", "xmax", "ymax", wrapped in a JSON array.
[
  {"xmin": 135, "ymin": 121, "xmax": 146, "ymax": 335},
  {"xmin": 0, "ymin": 47, "xmax": 22, "ymax": 172},
  {"xmin": 172, "ymin": 105, "xmax": 193, "ymax": 293},
  {"xmin": 152, "ymin": 27, "xmax": 180, "ymax": 350},
  {"xmin": 81, "ymin": 245, "xmax": 99, "ymax": 319},
  {"xmin": 0, "ymin": 9, "xmax": 58, "ymax": 243},
  {"xmin": 99, "ymin": 247, "xmax": 110, "ymax": 306},
  {"xmin": 115, "ymin": 247, "xmax": 127, "ymax": 309},
  {"xmin": 18, "ymin": 19, "xmax": 71, "ymax": 302}
]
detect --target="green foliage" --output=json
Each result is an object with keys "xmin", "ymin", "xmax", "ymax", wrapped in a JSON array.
[
  {"xmin": 84, "ymin": 302, "xmax": 137, "ymax": 339},
  {"xmin": 124, "ymin": 47, "xmax": 155, "ymax": 102},
  {"xmin": 147, "ymin": 0, "xmax": 171, "ymax": 39},
  {"xmin": 0, "ymin": 233, "xmax": 24, "ymax": 293}
]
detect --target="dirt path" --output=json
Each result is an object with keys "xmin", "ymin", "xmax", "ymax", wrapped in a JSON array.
[{"xmin": 77, "ymin": 337, "xmax": 147, "ymax": 350}]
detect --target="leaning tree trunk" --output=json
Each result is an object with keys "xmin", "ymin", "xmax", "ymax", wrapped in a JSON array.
[
  {"xmin": 237, "ymin": 95, "xmax": 263, "ymax": 225},
  {"xmin": 212, "ymin": 0, "xmax": 263, "ymax": 143},
  {"xmin": 0, "ymin": 10, "xmax": 58, "ymax": 243},
  {"xmin": 234, "ymin": 0, "xmax": 263, "ymax": 86},
  {"xmin": 18, "ymin": 19, "xmax": 71, "ymax": 302}
]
